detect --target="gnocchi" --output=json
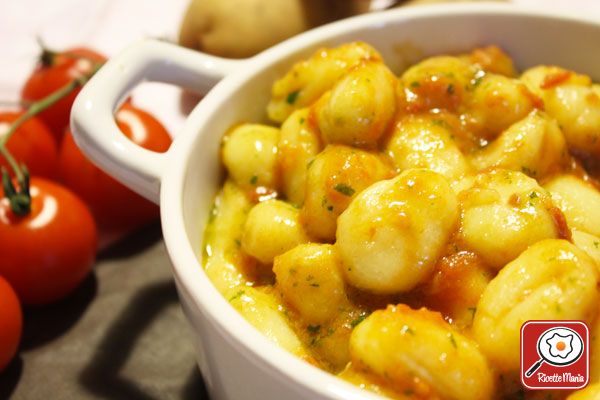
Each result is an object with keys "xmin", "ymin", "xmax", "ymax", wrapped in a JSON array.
[
  {"xmin": 462, "ymin": 45, "xmax": 517, "ymax": 77},
  {"xmin": 398, "ymin": 56, "xmax": 476, "ymax": 114},
  {"xmin": 242, "ymin": 199, "xmax": 309, "ymax": 265},
  {"xmin": 566, "ymin": 383, "xmax": 600, "ymax": 400},
  {"xmin": 278, "ymin": 108, "xmax": 322, "ymax": 205},
  {"xmin": 572, "ymin": 229, "xmax": 600, "ymax": 268},
  {"xmin": 458, "ymin": 169, "xmax": 565, "ymax": 269},
  {"xmin": 422, "ymin": 250, "xmax": 492, "ymax": 329},
  {"xmin": 350, "ymin": 305, "xmax": 494, "ymax": 400},
  {"xmin": 469, "ymin": 111, "xmax": 569, "ymax": 178},
  {"xmin": 314, "ymin": 61, "xmax": 397, "ymax": 148},
  {"xmin": 205, "ymin": 43, "xmax": 600, "ymax": 399},
  {"xmin": 221, "ymin": 124, "xmax": 280, "ymax": 191},
  {"xmin": 544, "ymin": 174, "xmax": 600, "ymax": 237},
  {"xmin": 463, "ymin": 73, "xmax": 541, "ymax": 139},
  {"xmin": 300, "ymin": 144, "xmax": 392, "ymax": 242},
  {"xmin": 227, "ymin": 286, "xmax": 308, "ymax": 358},
  {"xmin": 267, "ymin": 41, "xmax": 382, "ymax": 123},
  {"xmin": 203, "ymin": 181, "xmax": 257, "ymax": 293},
  {"xmin": 384, "ymin": 113, "xmax": 471, "ymax": 180},
  {"xmin": 522, "ymin": 65, "xmax": 600, "ymax": 157},
  {"xmin": 473, "ymin": 239, "xmax": 599, "ymax": 372},
  {"xmin": 336, "ymin": 169, "xmax": 459, "ymax": 293},
  {"xmin": 273, "ymin": 243, "xmax": 347, "ymax": 325}
]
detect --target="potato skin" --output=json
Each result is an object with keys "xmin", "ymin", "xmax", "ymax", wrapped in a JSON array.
[
  {"xmin": 458, "ymin": 169, "xmax": 564, "ymax": 269},
  {"xmin": 221, "ymin": 124, "xmax": 279, "ymax": 191},
  {"xmin": 273, "ymin": 244, "xmax": 347, "ymax": 325},
  {"xmin": 178, "ymin": 0, "xmax": 333, "ymax": 59},
  {"xmin": 314, "ymin": 61, "xmax": 397, "ymax": 149},
  {"xmin": 336, "ymin": 169, "xmax": 459, "ymax": 293},
  {"xmin": 473, "ymin": 239, "xmax": 599, "ymax": 372},
  {"xmin": 350, "ymin": 305, "xmax": 494, "ymax": 400},
  {"xmin": 268, "ymin": 42, "xmax": 382, "ymax": 123},
  {"xmin": 300, "ymin": 145, "xmax": 392, "ymax": 242},
  {"xmin": 278, "ymin": 109, "xmax": 322, "ymax": 206},
  {"xmin": 241, "ymin": 200, "xmax": 309, "ymax": 265}
]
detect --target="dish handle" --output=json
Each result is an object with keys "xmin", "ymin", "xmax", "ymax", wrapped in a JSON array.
[{"xmin": 70, "ymin": 39, "xmax": 241, "ymax": 204}]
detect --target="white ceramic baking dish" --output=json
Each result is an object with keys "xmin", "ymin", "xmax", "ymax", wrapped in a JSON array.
[{"xmin": 71, "ymin": 4, "xmax": 600, "ymax": 399}]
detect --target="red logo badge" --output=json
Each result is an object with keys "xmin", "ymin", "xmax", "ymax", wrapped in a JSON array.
[{"xmin": 521, "ymin": 320, "xmax": 589, "ymax": 390}]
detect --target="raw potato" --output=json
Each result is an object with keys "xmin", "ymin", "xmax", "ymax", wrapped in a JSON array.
[
  {"xmin": 221, "ymin": 124, "xmax": 279, "ymax": 191},
  {"xmin": 242, "ymin": 200, "xmax": 309, "ymax": 265},
  {"xmin": 336, "ymin": 169, "xmax": 459, "ymax": 293},
  {"xmin": 278, "ymin": 109, "xmax": 322, "ymax": 206},
  {"xmin": 406, "ymin": 0, "xmax": 507, "ymax": 4},
  {"xmin": 227, "ymin": 286, "xmax": 307, "ymax": 358},
  {"xmin": 178, "ymin": 0, "xmax": 333, "ymax": 59},
  {"xmin": 469, "ymin": 110, "xmax": 569, "ymax": 178},
  {"xmin": 267, "ymin": 42, "xmax": 382, "ymax": 123},
  {"xmin": 521, "ymin": 65, "xmax": 600, "ymax": 157},
  {"xmin": 459, "ymin": 169, "xmax": 563, "ymax": 269},
  {"xmin": 314, "ymin": 61, "xmax": 397, "ymax": 149},
  {"xmin": 473, "ymin": 239, "xmax": 599, "ymax": 372},
  {"xmin": 300, "ymin": 145, "xmax": 392, "ymax": 242},
  {"xmin": 350, "ymin": 305, "xmax": 494, "ymax": 400},
  {"xmin": 544, "ymin": 175, "xmax": 600, "ymax": 237},
  {"xmin": 273, "ymin": 244, "xmax": 347, "ymax": 325},
  {"xmin": 384, "ymin": 113, "xmax": 471, "ymax": 180},
  {"xmin": 203, "ymin": 181, "xmax": 255, "ymax": 293}
]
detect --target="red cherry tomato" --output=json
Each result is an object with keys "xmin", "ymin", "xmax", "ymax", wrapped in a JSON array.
[
  {"xmin": 58, "ymin": 103, "xmax": 172, "ymax": 235},
  {"xmin": 0, "ymin": 111, "xmax": 58, "ymax": 178},
  {"xmin": 0, "ymin": 276, "xmax": 22, "ymax": 371},
  {"xmin": 0, "ymin": 178, "xmax": 97, "ymax": 305},
  {"xmin": 21, "ymin": 48, "xmax": 106, "ymax": 142}
]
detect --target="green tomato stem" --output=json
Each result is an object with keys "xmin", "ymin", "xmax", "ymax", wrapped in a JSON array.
[
  {"xmin": 0, "ymin": 57, "xmax": 102, "ymax": 215},
  {"xmin": 1, "ymin": 75, "xmax": 85, "ymax": 147},
  {"xmin": 1, "ymin": 168, "xmax": 30, "ymax": 216},
  {"xmin": 0, "ymin": 145, "xmax": 23, "ymax": 182}
]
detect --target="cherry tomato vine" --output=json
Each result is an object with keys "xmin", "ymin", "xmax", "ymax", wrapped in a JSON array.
[{"xmin": 0, "ymin": 50, "xmax": 103, "ymax": 216}]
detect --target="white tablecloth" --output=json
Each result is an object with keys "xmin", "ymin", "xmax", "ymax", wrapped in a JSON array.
[
  {"xmin": 1, "ymin": 0, "xmax": 600, "ymax": 136},
  {"xmin": 0, "ymin": 0, "xmax": 189, "ymax": 135}
]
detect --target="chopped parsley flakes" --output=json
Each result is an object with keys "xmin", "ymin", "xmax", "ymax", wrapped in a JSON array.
[
  {"xmin": 333, "ymin": 183, "xmax": 355, "ymax": 197},
  {"xmin": 286, "ymin": 90, "xmax": 300, "ymax": 105}
]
